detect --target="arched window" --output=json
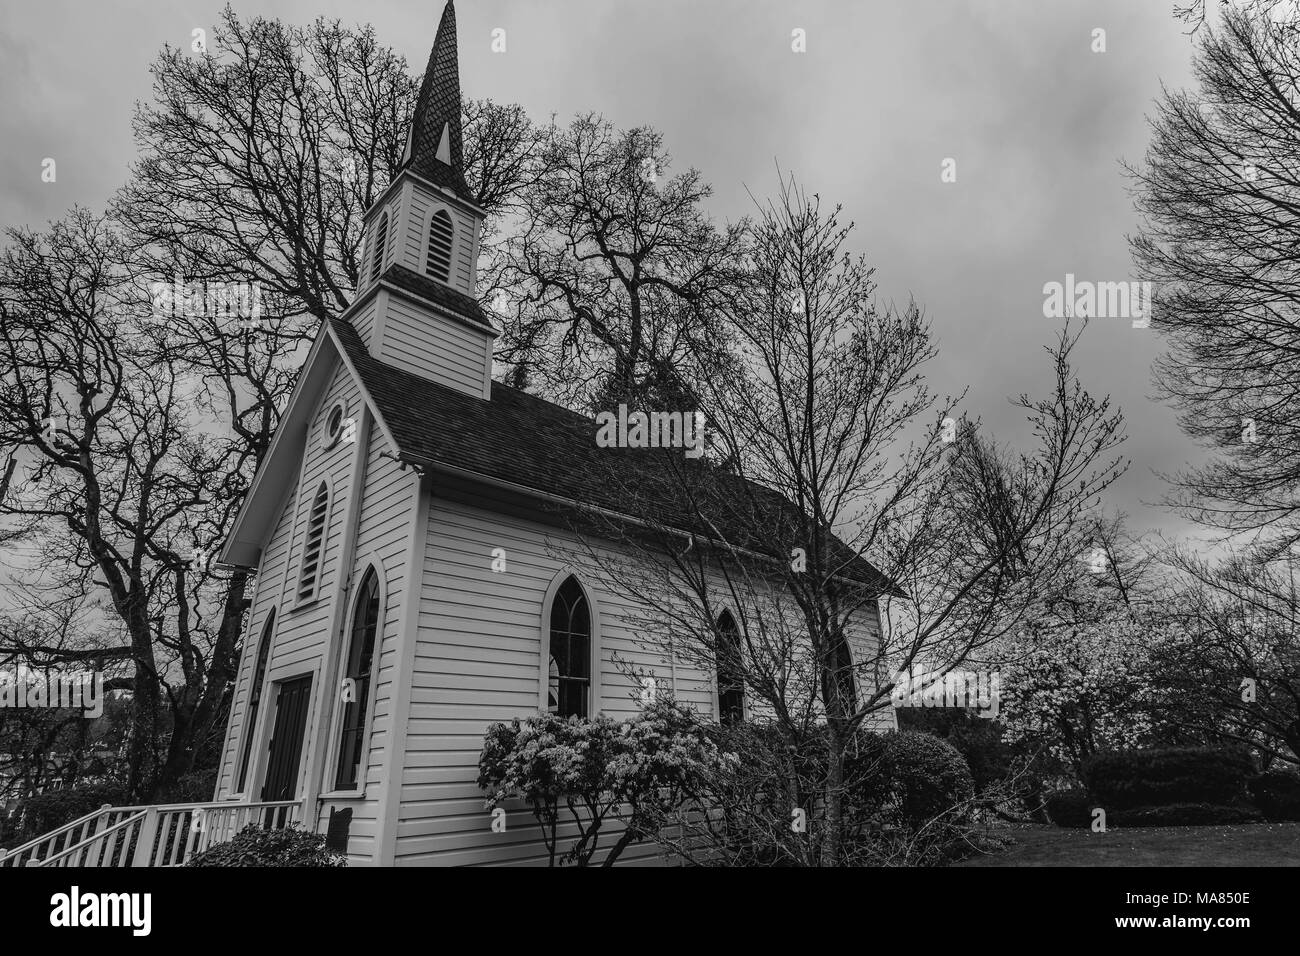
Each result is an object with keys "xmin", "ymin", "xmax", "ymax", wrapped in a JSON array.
[
  {"xmin": 370, "ymin": 211, "xmax": 389, "ymax": 282},
  {"xmin": 833, "ymin": 635, "xmax": 857, "ymax": 712},
  {"xmin": 296, "ymin": 482, "xmax": 329, "ymax": 604},
  {"xmin": 236, "ymin": 609, "xmax": 275, "ymax": 793},
  {"xmin": 334, "ymin": 567, "xmax": 381, "ymax": 790},
  {"xmin": 716, "ymin": 610, "xmax": 745, "ymax": 727},
  {"xmin": 426, "ymin": 209, "xmax": 454, "ymax": 281},
  {"xmin": 547, "ymin": 576, "xmax": 591, "ymax": 718}
]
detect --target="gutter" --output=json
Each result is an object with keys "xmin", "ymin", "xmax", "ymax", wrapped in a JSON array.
[{"xmin": 403, "ymin": 454, "xmax": 907, "ymax": 599}]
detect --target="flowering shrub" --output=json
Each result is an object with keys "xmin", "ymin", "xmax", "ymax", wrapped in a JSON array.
[
  {"xmin": 186, "ymin": 824, "xmax": 346, "ymax": 867},
  {"xmin": 1000, "ymin": 616, "xmax": 1165, "ymax": 774},
  {"xmin": 477, "ymin": 700, "xmax": 722, "ymax": 866}
]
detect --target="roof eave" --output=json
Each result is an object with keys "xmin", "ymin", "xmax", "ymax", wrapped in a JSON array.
[{"xmin": 402, "ymin": 452, "xmax": 903, "ymax": 596}]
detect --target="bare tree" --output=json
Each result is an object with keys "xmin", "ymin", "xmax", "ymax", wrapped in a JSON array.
[
  {"xmin": 0, "ymin": 602, "xmax": 133, "ymax": 803},
  {"xmin": 497, "ymin": 115, "xmax": 747, "ymax": 410},
  {"xmin": 1148, "ymin": 543, "xmax": 1300, "ymax": 765},
  {"xmin": 1174, "ymin": 0, "xmax": 1299, "ymax": 33},
  {"xmin": 0, "ymin": 10, "xmax": 547, "ymax": 800},
  {"xmin": 562, "ymin": 176, "xmax": 1127, "ymax": 864},
  {"xmin": 1129, "ymin": 5, "xmax": 1300, "ymax": 544},
  {"xmin": 0, "ymin": 210, "xmax": 253, "ymax": 798}
]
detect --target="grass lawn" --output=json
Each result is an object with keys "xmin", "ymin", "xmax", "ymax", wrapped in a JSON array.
[{"xmin": 953, "ymin": 822, "xmax": 1300, "ymax": 866}]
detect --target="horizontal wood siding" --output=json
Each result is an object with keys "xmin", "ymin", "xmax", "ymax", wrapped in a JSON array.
[
  {"xmin": 393, "ymin": 491, "xmax": 887, "ymax": 866},
  {"xmin": 215, "ymin": 496, "xmax": 295, "ymax": 799},
  {"xmin": 216, "ymin": 362, "xmax": 416, "ymax": 866},
  {"xmin": 321, "ymin": 415, "xmax": 418, "ymax": 864},
  {"xmin": 216, "ymin": 362, "xmax": 358, "ymax": 802},
  {"xmin": 394, "ymin": 496, "xmax": 671, "ymax": 866},
  {"xmin": 401, "ymin": 182, "xmax": 474, "ymax": 297},
  {"xmin": 377, "ymin": 293, "xmax": 487, "ymax": 397},
  {"xmin": 349, "ymin": 295, "xmax": 379, "ymax": 352}
]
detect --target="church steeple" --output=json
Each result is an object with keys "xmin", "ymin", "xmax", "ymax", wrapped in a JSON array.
[
  {"xmin": 347, "ymin": 0, "xmax": 493, "ymax": 400},
  {"xmin": 401, "ymin": 0, "xmax": 474, "ymax": 205}
]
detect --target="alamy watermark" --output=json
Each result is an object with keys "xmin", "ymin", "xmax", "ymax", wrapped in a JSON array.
[
  {"xmin": 149, "ymin": 275, "xmax": 265, "ymax": 329},
  {"xmin": 594, "ymin": 404, "xmax": 705, "ymax": 459},
  {"xmin": 0, "ymin": 666, "xmax": 104, "ymax": 718},
  {"xmin": 1042, "ymin": 274, "xmax": 1154, "ymax": 328},
  {"xmin": 891, "ymin": 667, "xmax": 1000, "ymax": 719}
]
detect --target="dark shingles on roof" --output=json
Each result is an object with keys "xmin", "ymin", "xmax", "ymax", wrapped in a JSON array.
[
  {"xmin": 330, "ymin": 317, "xmax": 897, "ymax": 594},
  {"xmin": 401, "ymin": 0, "xmax": 475, "ymax": 205},
  {"xmin": 380, "ymin": 264, "xmax": 494, "ymax": 331}
]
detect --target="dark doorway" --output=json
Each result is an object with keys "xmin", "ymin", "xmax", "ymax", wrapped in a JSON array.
[{"xmin": 260, "ymin": 674, "xmax": 313, "ymax": 827}]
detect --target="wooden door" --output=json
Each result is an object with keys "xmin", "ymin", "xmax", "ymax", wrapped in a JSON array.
[{"xmin": 260, "ymin": 674, "xmax": 313, "ymax": 825}]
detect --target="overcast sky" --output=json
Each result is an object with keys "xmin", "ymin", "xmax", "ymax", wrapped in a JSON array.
[{"xmin": 0, "ymin": 0, "xmax": 1210, "ymax": 544}]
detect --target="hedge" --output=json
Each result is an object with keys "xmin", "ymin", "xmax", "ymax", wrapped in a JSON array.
[
  {"xmin": 1249, "ymin": 769, "xmax": 1300, "ymax": 822},
  {"xmin": 1083, "ymin": 747, "xmax": 1255, "ymax": 812}
]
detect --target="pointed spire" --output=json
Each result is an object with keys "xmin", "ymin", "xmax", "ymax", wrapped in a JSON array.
[{"xmin": 401, "ymin": 0, "xmax": 474, "ymax": 204}]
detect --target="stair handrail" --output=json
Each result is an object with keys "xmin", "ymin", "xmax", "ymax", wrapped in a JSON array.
[
  {"xmin": 0, "ymin": 803, "xmax": 141, "ymax": 866},
  {"xmin": 2, "ymin": 797, "xmax": 305, "ymax": 867},
  {"xmin": 28, "ymin": 809, "xmax": 148, "ymax": 867}
]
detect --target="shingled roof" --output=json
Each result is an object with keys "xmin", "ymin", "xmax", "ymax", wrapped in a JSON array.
[
  {"xmin": 400, "ymin": 0, "xmax": 475, "ymax": 205},
  {"xmin": 380, "ymin": 263, "xmax": 494, "ymax": 331},
  {"xmin": 330, "ymin": 317, "xmax": 898, "ymax": 594}
]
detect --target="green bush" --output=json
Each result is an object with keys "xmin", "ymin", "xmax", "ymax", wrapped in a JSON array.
[
  {"xmin": 895, "ymin": 708, "xmax": 1057, "ymax": 818},
  {"xmin": 855, "ymin": 730, "xmax": 976, "ymax": 831},
  {"xmin": 895, "ymin": 708, "xmax": 1012, "ymax": 792},
  {"xmin": 1, "ymin": 784, "xmax": 127, "ymax": 848},
  {"xmin": 1113, "ymin": 802, "xmax": 1262, "ymax": 827},
  {"xmin": 478, "ymin": 701, "xmax": 723, "ymax": 867},
  {"xmin": 1083, "ymin": 747, "xmax": 1255, "ymax": 812},
  {"xmin": 1045, "ymin": 788, "xmax": 1095, "ymax": 828},
  {"xmin": 1248, "ymin": 768, "xmax": 1300, "ymax": 822},
  {"xmin": 186, "ymin": 824, "xmax": 346, "ymax": 867}
]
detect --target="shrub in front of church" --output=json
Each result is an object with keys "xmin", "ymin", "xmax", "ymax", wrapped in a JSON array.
[
  {"xmin": 186, "ymin": 824, "xmax": 347, "ymax": 866},
  {"xmin": 853, "ymin": 730, "xmax": 976, "ymax": 833},
  {"xmin": 631, "ymin": 722, "xmax": 980, "ymax": 866},
  {"xmin": 477, "ymin": 701, "xmax": 723, "ymax": 866}
]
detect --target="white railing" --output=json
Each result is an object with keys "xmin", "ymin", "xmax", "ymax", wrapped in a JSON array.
[{"xmin": 0, "ymin": 799, "xmax": 305, "ymax": 868}]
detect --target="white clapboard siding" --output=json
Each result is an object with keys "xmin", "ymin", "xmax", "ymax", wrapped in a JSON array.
[
  {"xmin": 377, "ymin": 293, "xmax": 488, "ymax": 396},
  {"xmin": 215, "ymin": 363, "xmax": 358, "ymax": 802},
  {"xmin": 402, "ymin": 182, "xmax": 474, "ymax": 298},
  {"xmin": 215, "ymin": 360, "xmax": 417, "ymax": 865},
  {"xmin": 349, "ymin": 295, "xmax": 379, "ymax": 352},
  {"xmin": 391, "ymin": 490, "xmax": 886, "ymax": 866},
  {"xmin": 319, "ymin": 410, "xmax": 419, "ymax": 863},
  {"xmin": 214, "ymin": 493, "xmax": 296, "ymax": 799}
]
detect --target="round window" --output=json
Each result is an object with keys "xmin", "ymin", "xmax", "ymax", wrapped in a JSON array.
[{"xmin": 323, "ymin": 401, "xmax": 347, "ymax": 449}]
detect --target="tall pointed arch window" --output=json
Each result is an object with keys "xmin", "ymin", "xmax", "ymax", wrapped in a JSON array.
[
  {"xmin": 547, "ymin": 576, "xmax": 591, "ymax": 718},
  {"xmin": 716, "ymin": 610, "xmax": 745, "ymax": 727},
  {"xmin": 296, "ymin": 481, "xmax": 329, "ymax": 604},
  {"xmin": 370, "ymin": 211, "xmax": 389, "ymax": 282},
  {"xmin": 833, "ymin": 635, "xmax": 858, "ymax": 712},
  {"xmin": 236, "ymin": 609, "xmax": 275, "ymax": 793},
  {"xmin": 426, "ymin": 209, "xmax": 454, "ymax": 282},
  {"xmin": 335, "ymin": 567, "xmax": 381, "ymax": 790}
]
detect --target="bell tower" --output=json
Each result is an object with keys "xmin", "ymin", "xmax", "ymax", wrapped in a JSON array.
[{"xmin": 350, "ymin": 0, "xmax": 494, "ymax": 400}]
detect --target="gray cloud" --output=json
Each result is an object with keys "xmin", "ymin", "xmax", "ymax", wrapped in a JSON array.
[{"xmin": 0, "ymin": 0, "xmax": 1213, "ymax": 543}]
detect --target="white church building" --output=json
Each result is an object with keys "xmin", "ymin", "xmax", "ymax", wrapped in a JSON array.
[{"xmin": 212, "ymin": 0, "xmax": 892, "ymax": 866}]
